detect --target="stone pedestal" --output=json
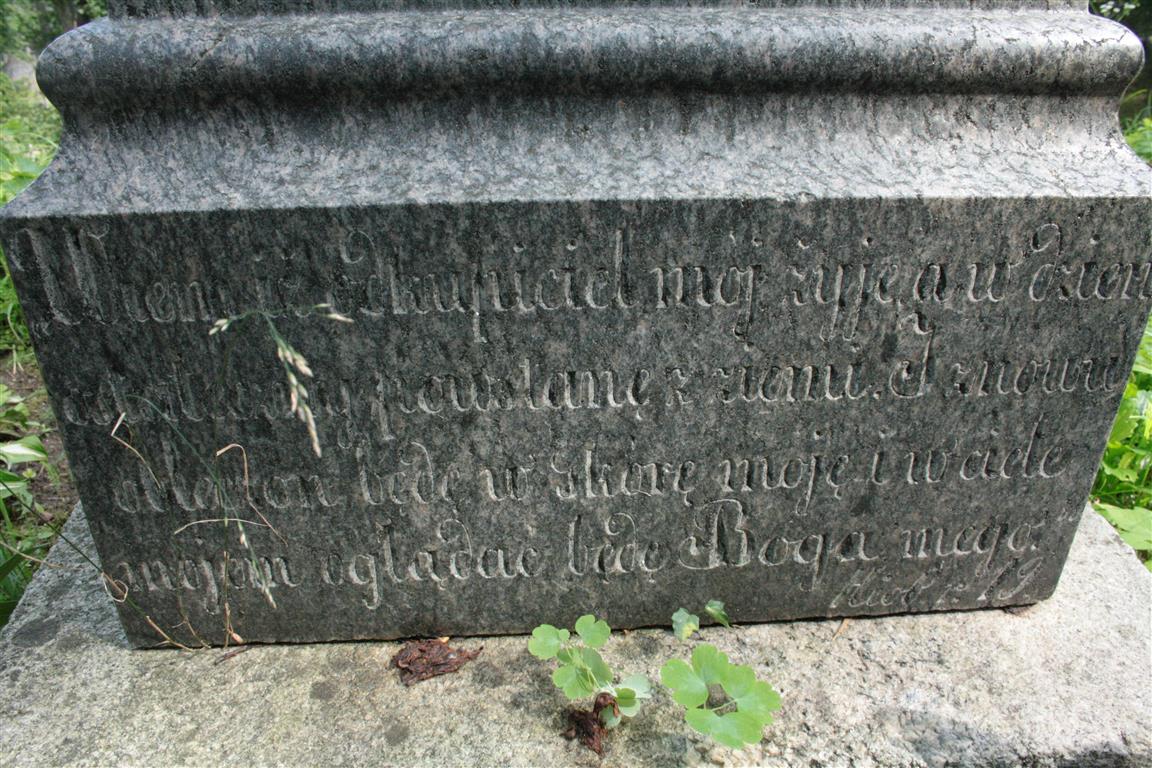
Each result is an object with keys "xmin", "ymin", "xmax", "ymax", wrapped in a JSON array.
[{"xmin": 2, "ymin": 2, "xmax": 1151, "ymax": 645}]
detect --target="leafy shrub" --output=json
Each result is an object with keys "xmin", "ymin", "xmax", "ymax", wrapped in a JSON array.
[
  {"xmin": 0, "ymin": 72, "xmax": 60, "ymax": 626},
  {"xmin": 1091, "ymin": 0, "xmax": 1140, "ymax": 22},
  {"xmin": 1122, "ymin": 87, "xmax": 1152, "ymax": 164},
  {"xmin": 0, "ymin": 71, "xmax": 59, "ymax": 353},
  {"xmin": 1093, "ymin": 317, "xmax": 1152, "ymax": 570},
  {"xmin": 1125, "ymin": 114, "xmax": 1152, "ymax": 164},
  {"xmin": 0, "ymin": 73, "xmax": 59, "ymax": 199},
  {"xmin": 0, "ymin": 0, "xmax": 107, "ymax": 56},
  {"xmin": 0, "ymin": 413, "xmax": 55, "ymax": 624}
]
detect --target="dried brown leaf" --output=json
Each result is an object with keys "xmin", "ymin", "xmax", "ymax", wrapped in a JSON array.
[{"xmin": 390, "ymin": 638, "xmax": 482, "ymax": 686}]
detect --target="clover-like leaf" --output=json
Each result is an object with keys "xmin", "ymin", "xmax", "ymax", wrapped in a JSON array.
[
  {"xmin": 711, "ymin": 710, "xmax": 766, "ymax": 748},
  {"xmin": 581, "ymin": 647, "xmax": 614, "ymax": 688},
  {"xmin": 691, "ymin": 643, "xmax": 731, "ymax": 685},
  {"xmin": 553, "ymin": 663, "xmax": 595, "ymax": 700},
  {"xmin": 685, "ymin": 707, "xmax": 766, "ymax": 748},
  {"xmin": 720, "ymin": 665, "xmax": 781, "ymax": 722},
  {"xmin": 615, "ymin": 674, "xmax": 652, "ymax": 717},
  {"xmin": 574, "ymin": 614, "xmax": 611, "ymax": 649},
  {"xmin": 684, "ymin": 707, "xmax": 719, "ymax": 737},
  {"xmin": 704, "ymin": 599, "xmax": 732, "ymax": 628},
  {"xmin": 717, "ymin": 663, "xmax": 756, "ymax": 699},
  {"xmin": 618, "ymin": 674, "xmax": 652, "ymax": 699},
  {"xmin": 670, "ymin": 645, "xmax": 781, "ymax": 748},
  {"xmin": 672, "ymin": 607, "xmax": 700, "ymax": 641},
  {"xmin": 660, "ymin": 658, "xmax": 708, "ymax": 708},
  {"xmin": 528, "ymin": 624, "xmax": 569, "ymax": 659},
  {"xmin": 614, "ymin": 688, "xmax": 639, "ymax": 719}
]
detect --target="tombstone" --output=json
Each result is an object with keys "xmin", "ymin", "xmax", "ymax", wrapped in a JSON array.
[{"xmin": 1, "ymin": 0, "xmax": 1149, "ymax": 647}]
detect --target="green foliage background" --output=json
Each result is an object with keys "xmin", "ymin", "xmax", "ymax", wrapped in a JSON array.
[
  {"xmin": 0, "ymin": 73, "xmax": 58, "ymax": 346},
  {"xmin": 0, "ymin": 66, "xmax": 60, "ymax": 624},
  {"xmin": 1092, "ymin": 320, "xmax": 1152, "ymax": 570},
  {"xmin": 0, "ymin": 0, "xmax": 105, "ymax": 55}
]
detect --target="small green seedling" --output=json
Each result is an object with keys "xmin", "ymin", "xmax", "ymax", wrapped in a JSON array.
[
  {"xmin": 660, "ymin": 643, "xmax": 781, "ymax": 748},
  {"xmin": 672, "ymin": 607, "xmax": 700, "ymax": 640},
  {"xmin": 529, "ymin": 614, "xmax": 651, "ymax": 728},
  {"xmin": 704, "ymin": 599, "xmax": 732, "ymax": 628},
  {"xmin": 531, "ymin": 603, "xmax": 780, "ymax": 751}
]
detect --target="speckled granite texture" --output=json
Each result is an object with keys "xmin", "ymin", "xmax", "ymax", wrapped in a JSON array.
[
  {"xmin": 0, "ymin": 505, "xmax": 1148, "ymax": 767},
  {"xmin": 105, "ymin": 0, "xmax": 1093, "ymax": 21},
  {"xmin": 1, "ymin": 2, "xmax": 1150, "ymax": 646}
]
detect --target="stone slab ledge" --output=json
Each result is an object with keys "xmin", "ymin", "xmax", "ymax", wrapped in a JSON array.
[{"xmin": 0, "ymin": 505, "xmax": 1149, "ymax": 767}]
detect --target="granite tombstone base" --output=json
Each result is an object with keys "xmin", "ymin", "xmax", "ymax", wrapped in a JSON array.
[{"xmin": 1, "ymin": 3, "xmax": 1150, "ymax": 645}]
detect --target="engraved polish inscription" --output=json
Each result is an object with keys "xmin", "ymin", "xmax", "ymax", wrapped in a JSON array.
[{"xmin": 7, "ymin": 199, "xmax": 1148, "ymax": 644}]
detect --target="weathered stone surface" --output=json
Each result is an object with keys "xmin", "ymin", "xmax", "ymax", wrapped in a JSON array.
[
  {"xmin": 106, "ymin": 0, "xmax": 1093, "ymax": 21},
  {"xmin": 2, "ymin": 2, "xmax": 1151, "ymax": 645},
  {"xmin": 0, "ymin": 505, "xmax": 1148, "ymax": 767}
]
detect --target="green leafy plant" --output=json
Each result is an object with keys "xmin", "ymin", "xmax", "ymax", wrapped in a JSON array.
[
  {"xmin": 0, "ymin": 72, "xmax": 60, "ymax": 356},
  {"xmin": 529, "ymin": 615, "xmax": 652, "ymax": 728},
  {"xmin": 1, "ymin": 0, "xmax": 108, "ymax": 57},
  {"xmin": 1093, "ymin": 316, "xmax": 1152, "ymax": 571},
  {"xmin": 0, "ymin": 76, "xmax": 58, "ymax": 206},
  {"xmin": 1126, "ymin": 115, "xmax": 1152, "ymax": 164},
  {"xmin": 661, "ymin": 601, "xmax": 780, "ymax": 748},
  {"xmin": 661, "ymin": 643, "xmax": 781, "ymax": 748},
  {"xmin": 1119, "ymin": 87, "xmax": 1152, "ymax": 165},
  {"xmin": 673, "ymin": 600, "xmax": 731, "ymax": 640},
  {"xmin": 1096, "ymin": 502, "xmax": 1152, "ymax": 556},
  {"xmin": 0, "ymin": 80, "xmax": 61, "ymax": 618},
  {"xmin": 1091, "ymin": 0, "xmax": 1139, "ymax": 21},
  {"xmin": 672, "ymin": 607, "xmax": 700, "ymax": 640},
  {"xmin": 0, "ymin": 431, "xmax": 56, "ymax": 624},
  {"xmin": 704, "ymin": 599, "xmax": 731, "ymax": 628},
  {"xmin": 0, "ymin": 383, "xmax": 32, "ymax": 437},
  {"xmin": 530, "ymin": 603, "xmax": 780, "ymax": 752}
]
